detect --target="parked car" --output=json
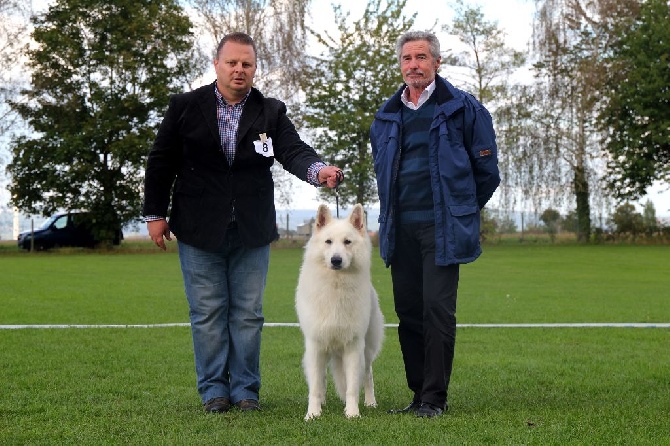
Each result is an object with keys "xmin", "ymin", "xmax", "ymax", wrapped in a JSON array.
[{"xmin": 17, "ymin": 212, "xmax": 123, "ymax": 250}]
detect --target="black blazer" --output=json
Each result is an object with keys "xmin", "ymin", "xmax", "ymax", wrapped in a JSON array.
[{"xmin": 143, "ymin": 82, "xmax": 323, "ymax": 251}]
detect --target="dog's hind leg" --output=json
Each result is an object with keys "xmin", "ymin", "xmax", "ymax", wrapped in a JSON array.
[
  {"xmin": 303, "ymin": 339, "xmax": 327, "ymax": 420},
  {"xmin": 363, "ymin": 290, "xmax": 383, "ymax": 408},
  {"xmin": 363, "ymin": 364, "xmax": 376, "ymax": 407}
]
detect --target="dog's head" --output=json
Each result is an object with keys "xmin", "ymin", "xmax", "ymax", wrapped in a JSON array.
[{"xmin": 308, "ymin": 203, "xmax": 371, "ymax": 271}]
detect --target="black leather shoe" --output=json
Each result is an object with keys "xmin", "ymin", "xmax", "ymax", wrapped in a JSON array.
[
  {"xmin": 236, "ymin": 399, "xmax": 261, "ymax": 411},
  {"xmin": 387, "ymin": 400, "xmax": 421, "ymax": 414},
  {"xmin": 204, "ymin": 397, "xmax": 231, "ymax": 413},
  {"xmin": 415, "ymin": 402, "xmax": 444, "ymax": 418}
]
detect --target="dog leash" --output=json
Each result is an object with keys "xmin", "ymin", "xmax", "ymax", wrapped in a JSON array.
[
  {"xmin": 320, "ymin": 169, "xmax": 345, "ymax": 217},
  {"xmin": 334, "ymin": 169, "xmax": 344, "ymax": 218}
]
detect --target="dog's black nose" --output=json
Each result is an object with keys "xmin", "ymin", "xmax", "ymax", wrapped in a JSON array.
[{"xmin": 330, "ymin": 255, "xmax": 342, "ymax": 269}]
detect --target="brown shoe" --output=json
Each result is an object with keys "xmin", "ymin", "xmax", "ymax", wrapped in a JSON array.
[
  {"xmin": 236, "ymin": 399, "xmax": 261, "ymax": 411},
  {"xmin": 204, "ymin": 397, "xmax": 231, "ymax": 413}
]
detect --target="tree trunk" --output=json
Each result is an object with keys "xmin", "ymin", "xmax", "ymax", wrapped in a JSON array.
[{"xmin": 574, "ymin": 165, "xmax": 591, "ymax": 243}]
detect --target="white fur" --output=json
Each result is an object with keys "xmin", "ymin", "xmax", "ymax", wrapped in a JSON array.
[{"xmin": 295, "ymin": 204, "xmax": 385, "ymax": 420}]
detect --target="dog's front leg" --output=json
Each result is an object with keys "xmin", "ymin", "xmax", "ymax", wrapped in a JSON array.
[
  {"xmin": 303, "ymin": 338, "xmax": 327, "ymax": 420},
  {"xmin": 342, "ymin": 340, "xmax": 364, "ymax": 418}
]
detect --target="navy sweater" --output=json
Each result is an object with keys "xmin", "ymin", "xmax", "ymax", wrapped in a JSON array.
[{"xmin": 397, "ymin": 96, "xmax": 436, "ymax": 224}]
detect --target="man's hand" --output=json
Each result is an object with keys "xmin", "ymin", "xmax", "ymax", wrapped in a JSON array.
[
  {"xmin": 147, "ymin": 219, "xmax": 172, "ymax": 251},
  {"xmin": 318, "ymin": 166, "xmax": 344, "ymax": 188}
]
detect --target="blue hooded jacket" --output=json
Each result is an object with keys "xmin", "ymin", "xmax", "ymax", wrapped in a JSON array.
[{"xmin": 370, "ymin": 75, "xmax": 500, "ymax": 267}]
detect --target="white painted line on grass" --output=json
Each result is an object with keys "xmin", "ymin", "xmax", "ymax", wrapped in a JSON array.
[
  {"xmin": 456, "ymin": 323, "xmax": 670, "ymax": 328},
  {"xmin": 1, "ymin": 322, "xmax": 669, "ymax": 329},
  {"xmin": 0, "ymin": 323, "xmax": 191, "ymax": 329}
]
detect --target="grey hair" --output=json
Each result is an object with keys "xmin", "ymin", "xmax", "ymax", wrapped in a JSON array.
[{"xmin": 396, "ymin": 30, "xmax": 441, "ymax": 63}]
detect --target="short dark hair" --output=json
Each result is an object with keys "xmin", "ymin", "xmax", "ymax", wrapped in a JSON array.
[{"xmin": 215, "ymin": 32, "xmax": 258, "ymax": 61}]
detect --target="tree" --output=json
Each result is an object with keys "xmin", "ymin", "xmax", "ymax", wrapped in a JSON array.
[
  {"xmin": 300, "ymin": 0, "xmax": 415, "ymax": 208},
  {"xmin": 442, "ymin": 0, "xmax": 526, "ymax": 105},
  {"xmin": 540, "ymin": 207, "xmax": 561, "ymax": 242},
  {"xmin": 561, "ymin": 209, "xmax": 578, "ymax": 233},
  {"xmin": 479, "ymin": 208, "xmax": 498, "ymax": 241},
  {"xmin": 0, "ymin": 0, "xmax": 29, "ymax": 218},
  {"xmin": 610, "ymin": 202, "xmax": 643, "ymax": 239},
  {"xmin": 528, "ymin": 0, "xmax": 640, "ymax": 243},
  {"xmin": 497, "ymin": 214, "xmax": 517, "ymax": 234},
  {"xmin": 7, "ymin": 0, "xmax": 202, "ymax": 243},
  {"xmin": 0, "ymin": 0, "xmax": 30, "ymax": 139},
  {"xmin": 641, "ymin": 199, "xmax": 658, "ymax": 236},
  {"xmin": 186, "ymin": 0, "xmax": 310, "ymax": 100},
  {"xmin": 598, "ymin": 0, "xmax": 670, "ymax": 200}
]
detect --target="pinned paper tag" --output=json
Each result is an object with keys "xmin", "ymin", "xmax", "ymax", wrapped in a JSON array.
[{"xmin": 254, "ymin": 133, "xmax": 274, "ymax": 157}]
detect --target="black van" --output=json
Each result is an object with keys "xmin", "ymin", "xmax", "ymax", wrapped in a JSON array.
[{"xmin": 17, "ymin": 212, "xmax": 123, "ymax": 250}]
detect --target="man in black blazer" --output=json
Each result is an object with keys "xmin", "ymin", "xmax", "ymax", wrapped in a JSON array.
[{"xmin": 143, "ymin": 32, "xmax": 342, "ymax": 414}]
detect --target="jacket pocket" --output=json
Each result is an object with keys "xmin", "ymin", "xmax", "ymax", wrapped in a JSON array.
[{"xmin": 448, "ymin": 205, "xmax": 479, "ymax": 258}]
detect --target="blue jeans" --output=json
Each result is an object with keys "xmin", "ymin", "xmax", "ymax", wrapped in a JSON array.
[{"xmin": 178, "ymin": 229, "xmax": 269, "ymax": 404}]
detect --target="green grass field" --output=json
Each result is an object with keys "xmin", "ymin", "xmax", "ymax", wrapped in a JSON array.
[{"xmin": 1, "ymin": 244, "xmax": 669, "ymax": 445}]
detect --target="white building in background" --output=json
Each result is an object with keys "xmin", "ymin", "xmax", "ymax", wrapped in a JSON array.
[{"xmin": 296, "ymin": 219, "xmax": 314, "ymax": 237}]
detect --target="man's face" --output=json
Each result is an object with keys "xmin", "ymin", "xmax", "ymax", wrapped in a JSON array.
[
  {"xmin": 213, "ymin": 41, "xmax": 257, "ymax": 100},
  {"xmin": 400, "ymin": 40, "xmax": 440, "ymax": 90}
]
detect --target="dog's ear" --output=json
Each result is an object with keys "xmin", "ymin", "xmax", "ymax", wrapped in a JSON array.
[
  {"xmin": 315, "ymin": 204, "xmax": 332, "ymax": 231},
  {"xmin": 349, "ymin": 204, "xmax": 366, "ymax": 234}
]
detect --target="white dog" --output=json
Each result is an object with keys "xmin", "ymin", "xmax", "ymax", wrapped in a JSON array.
[{"xmin": 295, "ymin": 203, "xmax": 384, "ymax": 420}]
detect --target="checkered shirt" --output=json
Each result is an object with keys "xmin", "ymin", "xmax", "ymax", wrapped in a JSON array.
[{"xmin": 215, "ymin": 85, "xmax": 248, "ymax": 165}]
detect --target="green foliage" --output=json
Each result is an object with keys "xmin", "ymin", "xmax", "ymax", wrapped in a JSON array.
[
  {"xmin": 496, "ymin": 214, "xmax": 517, "ymax": 234},
  {"xmin": 6, "ymin": 0, "xmax": 203, "ymax": 242},
  {"xmin": 479, "ymin": 208, "xmax": 498, "ymax": 241},
  {"xmin": 608, "ymin": 200, "xmax": 664, "ymax": 240},
  {"xmin": 610, "ymin": 202, "xmax": 644, "ymax": 236},
  {"xmin": 599, "ymin": 0, "xmax": 670, "ymax": 199},
  {"xmin": 300, "ymin": 0, "xmax": 415, "ymax": 208},
  {"xmin": 641, "ymin": 199, "xmax": 658, "ymax": 235},
  {"xmin": 539, "ymin": 207, "xmax": 560, "ymax": 242},
  {"xmin": 561, "ymin": 209, "xmax": 578, "ymax": 233}
]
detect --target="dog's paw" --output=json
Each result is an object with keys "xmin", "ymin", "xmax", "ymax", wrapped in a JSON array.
[
  {"xmin": 344, "ymin": 406, "xmax": 361, "ymax": 418},
  {"xmin": 305, "ymin": 404, "xmax": 322, "ymax": 421},
  {"xmin": 364, "ymin": 399, "xmax": 377, "ymax": 408}
]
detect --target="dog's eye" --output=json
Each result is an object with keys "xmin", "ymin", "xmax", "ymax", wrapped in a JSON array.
[
  {"xmin": 344, "ymin": 239, "xmax": 351, "ymax": 245},
  {"xmin": 325, "ymin": 239, "xmax": 332, "ymax": 245}
]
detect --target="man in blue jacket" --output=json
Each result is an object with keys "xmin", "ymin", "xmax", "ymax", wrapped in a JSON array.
[{"xmin": 370, "ymin": 30, "xmax": 500, "ymax": 418}]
